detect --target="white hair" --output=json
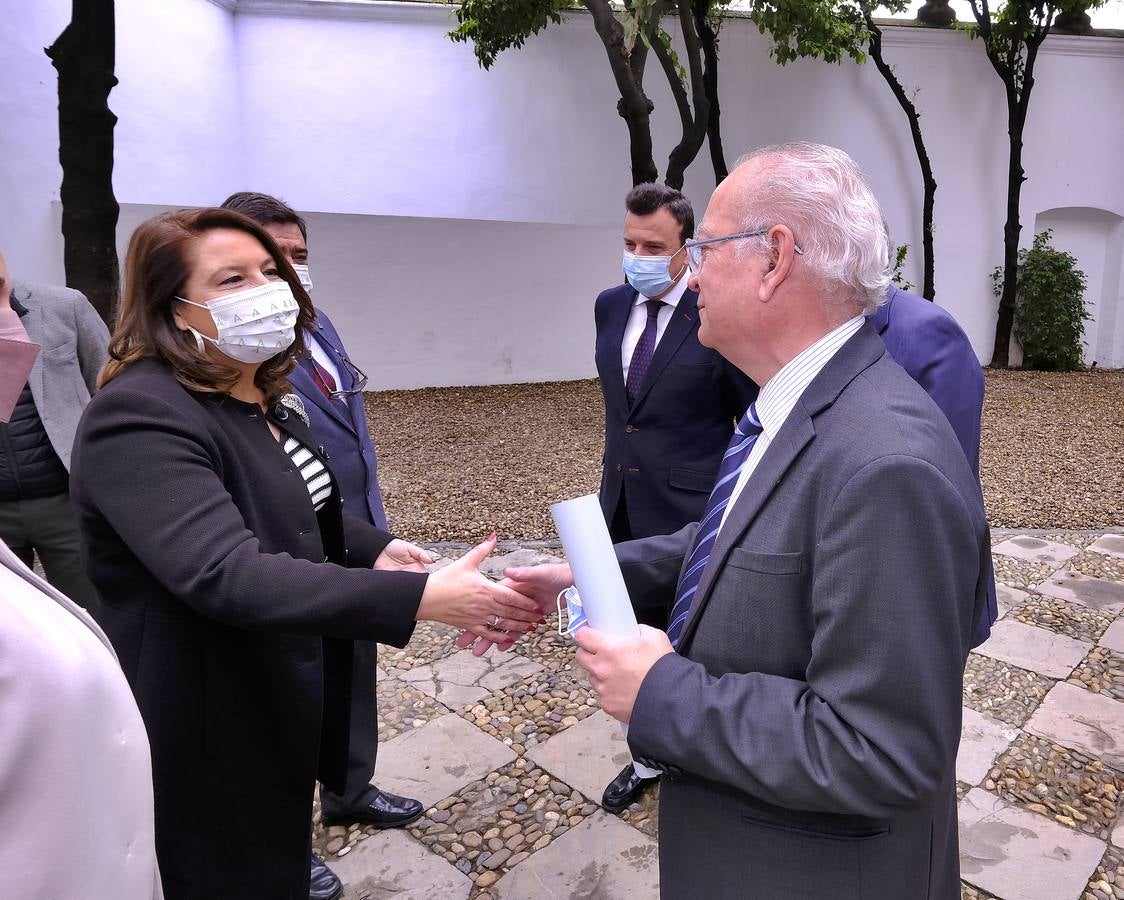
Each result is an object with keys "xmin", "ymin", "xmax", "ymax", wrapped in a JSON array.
[{"xmin": 732, "ymin": 142, "xmax": 890, "ymax": 315}]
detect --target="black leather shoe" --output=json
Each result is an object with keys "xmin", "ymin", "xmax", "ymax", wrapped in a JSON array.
[
  {"xmin": 321, "ymin": 786, "xmax": 424, "ymax": 829},
  {"xmin": 601, "ymin": 763, "xmax": 659, "ymax": 813},
  {"xmin": 309, "ymin": 853, "xmax": 342, "ymax": 900}
]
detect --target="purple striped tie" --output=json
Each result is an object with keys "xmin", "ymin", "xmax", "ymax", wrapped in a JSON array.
[
  {"xmin": 666, "ymin": 404, "xmax": 764, "ymax": 648},
  {"xmin": 626, "ymin": 300, "xmax": 662, "ymax": 407}
]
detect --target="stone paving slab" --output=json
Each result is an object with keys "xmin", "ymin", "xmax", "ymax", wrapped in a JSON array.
[
  {"xmin": 993, "ymin": 536, "xmax": 1083, "ymax": 566},
  {"xmin": 1101, "ymin": 620, "xmax": 1124, "ymax": 654},
  {"xmin": 1089, "ymin": 535, "xmax": 1124, "ymax": 561},
  {"xmin": 333, "ymin": 829, "xmax": 473, "ymax": 899},
  {"xmin": 958, "ymin": 707, "xmax": 1019, "ymax": 787},
  {"xmin": 975, "ymin": 619, "xmax": 1092, "ymax": 679},
  {"xmin": 399, "ymin": 648, "xmax": 544, "ymax": 709},
  {"xmin": 996, "ymin": 584, "xmax": 1029, "ymax": 620},
  {"xmin": 959, "ymin": 788, "xmax": 1105, "ymax": 900},
  {"xmin": 527, "ymin": 709, "xmax": 634, "ymax": 806},
  {"xmin": 1036, "ymin": 571, "xmax": 1124, "ymax": 615},
  {"xmin": 492, "ymin": 811, "xmax": 659, "ymax": 899},
  {"xmin": 1025, "ymin": 683, "xmax": 1124, "ymax": 771},
  {"xmin": 374, "ymin": 713, "xmax": 517, "ymax": 810},
  {"xmin": 479, "ymin": 548, "xmax": 565, "ymax": 580}
]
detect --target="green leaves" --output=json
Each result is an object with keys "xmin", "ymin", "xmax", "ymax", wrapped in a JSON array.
[
  {"xmin": 994, "ymin": 230, "xmax": 1091, "ymax": 371},
  {"xmin": 748, "ymin": 0, "xmax": 877, "ymax": 66},
  {"xmin": 449, "ymin": 0, "xmax": 574, "ymax": 69}
]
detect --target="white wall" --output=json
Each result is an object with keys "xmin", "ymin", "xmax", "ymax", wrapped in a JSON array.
[{"xmin": 4, "ymin": 0, "xmax": 1123, "ymax": 385}]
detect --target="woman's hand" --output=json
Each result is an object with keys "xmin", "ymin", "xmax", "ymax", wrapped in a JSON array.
[
  {"xmin": 374, "ymin": 539, "xmax": 434, "ymax": 574},
  {"xmin": 416, "ymin": 535, "xmax": 545, "ymax": 645},
  {"xmin": 455, "ymin": 561, "xmax": 574, "ymax": 656}
]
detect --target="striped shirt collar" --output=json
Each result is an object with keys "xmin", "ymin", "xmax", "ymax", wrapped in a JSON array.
[{"xmin": 754, "ymin": 315, "xmax": 865, "ymax": 438}]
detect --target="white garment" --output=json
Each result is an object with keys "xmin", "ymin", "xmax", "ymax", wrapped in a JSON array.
[
  {"xmin": 719, "ymin": 316, "xmax": 865, "ymax": 531},
  {"xmin": 620, "ymin": 271, "xmax": 691, "ymax": 382},
  {"xmin": 0, "ymin": 538, "xmax": 162, "ymax": 900}
]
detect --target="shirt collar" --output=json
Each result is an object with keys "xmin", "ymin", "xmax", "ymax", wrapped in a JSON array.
[{"xmin": 753, "ymin": 315, "xmax": 865, "ymax": 438}]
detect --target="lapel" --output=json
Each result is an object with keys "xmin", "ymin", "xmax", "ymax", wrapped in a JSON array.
[
  {"xmin": 291, "ymin": 318, "xmax": 355, "ymax": 433},
  {"xmin": 676, "ymin": 322, "xmax": 888, "ymax": 651},
  {"xmin": 601, "ymin": 289, "xmax": 633, "ymax": 420},
  {"xmin": 14, "ymin": 286, "xmax": 46, "ymax": 406},
  {"xmin": 629, "ymin": 287, "xmax": 699, "ymax": 414}
]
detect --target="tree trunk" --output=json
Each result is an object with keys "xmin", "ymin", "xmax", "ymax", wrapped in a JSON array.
[
  {"xmin": 585, "ymin": 0, "xmax": 659, "ymax": 185},
  {"xmin": 865, "ymin": 15, "xmax": 936, "ymax": 300},
  {"xmin": 654, "ymin": 1, "xmax": 709, "ymax": 190},
  {"xmin": 692, "ymin": 0, "xmax": 727, "ymax": 183},
  {"xmin": 45, "ymin": 0, "xmax": 120, "ymax": 327}
]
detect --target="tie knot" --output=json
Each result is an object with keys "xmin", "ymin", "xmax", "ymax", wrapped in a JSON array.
[
  {"xmin": 736, "ymin": 403, "xmax": 762, "ymax": 437},
  {"xmin": 645, "ymin": 300, "xmax": 662, "ymax": 318}
]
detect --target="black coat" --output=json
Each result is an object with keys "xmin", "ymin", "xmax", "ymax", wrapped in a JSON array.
[
  {"xmin": 70, "ymin": 360, "xmax": 427, "ymax": 900},
  {"xmin": 594, "ymin": 283, "xmax": 758, "ymax": 539}
]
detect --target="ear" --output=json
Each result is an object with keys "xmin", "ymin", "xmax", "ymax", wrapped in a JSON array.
[
  {"xmin": 171, "ymin": 302, "xmax": 190, "ymax": 332},
  {"xmin": 758, "ymin": 225, "xmax": 798, "ymax": 302}
]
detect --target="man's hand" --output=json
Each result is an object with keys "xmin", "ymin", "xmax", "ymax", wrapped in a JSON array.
[
  {"xmin": 374, "ymin": 539, "xmax": 434, "ymax": 573},
  {"xmin": 574, "ymin": 625, "xmax": 673, "ymax": 724},
  {"xmin": 502, "ymin": 562, "xmax": 573, "ymax": 615}
]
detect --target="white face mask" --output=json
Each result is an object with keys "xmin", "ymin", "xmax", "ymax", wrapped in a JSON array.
[
  {"xmin": 177, "ymin": 281, "xmax": 299, "ymax": 364},
  {"xmin": 292, "ymin": 264, "xmax": 313, "ymax": 292}
]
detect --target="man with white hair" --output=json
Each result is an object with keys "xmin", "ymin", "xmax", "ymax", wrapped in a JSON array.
[{"xmin": 505, "ymin": 143, "xmax": 989, "ymax": 896}]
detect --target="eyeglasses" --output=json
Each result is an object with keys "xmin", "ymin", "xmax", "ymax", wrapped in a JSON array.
[
  {"xmin": 685, "ymin": 229, "xmax": 804, "ymax": 273},
  {"xmin": 313, "ymin": 343, "xmax": 369, "ymax": 399},
  {"xmin": 330, "ymin": 355, "xmax": 368, "ymax": 399}
]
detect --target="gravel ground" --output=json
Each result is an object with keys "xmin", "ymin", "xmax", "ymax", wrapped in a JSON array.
[{"xmin": 365, "ymin": 369, "xmax": 1124, "ymax": 543}]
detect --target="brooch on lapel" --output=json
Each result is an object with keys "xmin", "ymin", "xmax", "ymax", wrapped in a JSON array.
[{"xmin": 278, "ymin": 393, "xmax": 310, "ymax": 427}]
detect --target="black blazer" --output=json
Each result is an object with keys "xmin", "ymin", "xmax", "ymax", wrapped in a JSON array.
[
  {"xmin": 70, "ymin": 360, "xmax": 427, "ymax": 900},
  {"xmin": 594, "ymin": 283, "xmax": 758, "ymax": 539}
]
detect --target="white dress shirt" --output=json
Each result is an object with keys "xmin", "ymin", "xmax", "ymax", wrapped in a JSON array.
[
  {"xmin": 719, "ymin": 315, "xmax": 865, "ymax": 531},
  {"xmin": 620, "ymin": 270, "xmax": 691, "ymax": 382}
]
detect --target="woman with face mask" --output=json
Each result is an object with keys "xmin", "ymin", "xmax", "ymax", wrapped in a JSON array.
[{"xmin": 69, "ymin": 208, "xmax": 543, "ymax": 900}]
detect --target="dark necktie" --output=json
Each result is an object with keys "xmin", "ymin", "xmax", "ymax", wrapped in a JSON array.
[
  {"xmin": 625, "ymin": 300, "xmax": 663, "ymax": 407},
  {"xmin": 307, "ymin": 355, "xmax": 340, "ymax": 401},
  {"xmin": 666, "ymin": 404, "xmax": 764, "ymax": 648}
]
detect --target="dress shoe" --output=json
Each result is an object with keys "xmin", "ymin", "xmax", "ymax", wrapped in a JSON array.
[
  {"xmin": 321, "ymin": 785, "xmax": 424, "ymax": 828},
  {"xmin": 601, "ymin": 763, "xmax": 659, "ymax": 813},
  {"xmin": 309, "ymin": 853, "xmax": 343, "ymax": 900}
]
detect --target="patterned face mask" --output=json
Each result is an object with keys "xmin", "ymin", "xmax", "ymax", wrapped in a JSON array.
[{"xmin": 177, "ymin": 281, "xmax": 299, "ymax": 364}]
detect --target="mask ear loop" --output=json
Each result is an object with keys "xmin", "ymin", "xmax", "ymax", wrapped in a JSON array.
[{"xmin": 556, "ymin": 588, "xmax": 569, "ymax": 637}]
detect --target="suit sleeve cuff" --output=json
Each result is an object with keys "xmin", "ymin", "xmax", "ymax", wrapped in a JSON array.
[{"xmin": 626, "ymin": 651, "xmax": 696, "ymax": 772}]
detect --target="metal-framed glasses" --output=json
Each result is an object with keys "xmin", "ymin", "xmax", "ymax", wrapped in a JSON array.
[
  {"xmin": 311, "ymin": 344, "xmax": 369, "ymax": 399},
  {"xmin": 685, "ymin": 229, "xmax": 804, "ymax": 273}
]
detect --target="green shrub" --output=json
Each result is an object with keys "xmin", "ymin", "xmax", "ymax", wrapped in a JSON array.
[
  {"xmin": 891, "ymin": 243, "xmax": 914, "ymax": 293},
  {"xmin": 992, "ymin": 230, "xmax": 1090, "ymax": 371}
]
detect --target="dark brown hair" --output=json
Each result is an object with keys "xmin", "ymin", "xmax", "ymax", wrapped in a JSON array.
[
  {"xmin": 625, "ymin": 183, "xmax": 695, "ymax": 245},
  {"xmin": 220, "ymin": 191, "xmax": 308, "ymax": 240},
  {"xmin": 100, "ymin": 207, "xmax": 314, "ymax": 403}
]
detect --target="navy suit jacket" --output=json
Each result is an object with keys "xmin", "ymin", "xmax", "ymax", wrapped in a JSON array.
[
  {"xmin": 873, "ymin": 286, "xmax": 996, "ymax": 644},
  {"xmin": 594, "ymin": 283, "xmax": 758, "ymax": 540},
  {"xmin": 289, "ymin": 310, "xmax": 387, "ymax": 529}
]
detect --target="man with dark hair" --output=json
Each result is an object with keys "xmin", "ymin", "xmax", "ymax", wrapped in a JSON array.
[
  {"xmin": 220, "ymin": 193, "xmax": 421, "ymax": 900},
  {"xmin": 592, "ymin": 183, "xmax": 757, "ymax": 813}
]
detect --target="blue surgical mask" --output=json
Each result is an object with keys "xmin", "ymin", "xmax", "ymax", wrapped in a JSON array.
[{"xmin": 622, "ymin": 249, "xmax": 685, "ymax": 298}]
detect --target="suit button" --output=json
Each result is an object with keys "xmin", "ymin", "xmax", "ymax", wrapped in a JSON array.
[
  {"xmin": 615, "ymin": 464, "xmax": 622, "ymax": 472},
  {"xmin": 625, "ymin": 424, "xmax": 638, "ymax": 433}
]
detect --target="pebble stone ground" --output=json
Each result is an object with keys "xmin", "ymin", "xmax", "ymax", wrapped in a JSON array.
[{"xmin": 307, "ymin": 530, "xmax": 1124, "ymax": 900}]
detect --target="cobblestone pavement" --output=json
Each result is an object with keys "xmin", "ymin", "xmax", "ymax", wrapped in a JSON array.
[{"xmin": 310, "ymin": 530, "xmax": 1124, "ymax": 899}]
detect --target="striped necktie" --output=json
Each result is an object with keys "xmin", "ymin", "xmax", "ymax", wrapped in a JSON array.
[{"xmin": 666, "ymin": 404, "xmax": 764, "ymax": 648}]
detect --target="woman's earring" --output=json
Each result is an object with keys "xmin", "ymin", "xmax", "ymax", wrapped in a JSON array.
[{"xmin": 187, "ymin": 327, "xmax": 205, "ymax": 354}]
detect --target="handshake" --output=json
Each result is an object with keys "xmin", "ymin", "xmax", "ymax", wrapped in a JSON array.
[
  {"xmin": 373, "ymin": 532, "xmax": 674, "ymax": 725},
  {"xmin": 373, "ymin": 533, "xmax": 573, "ymax": 654}
]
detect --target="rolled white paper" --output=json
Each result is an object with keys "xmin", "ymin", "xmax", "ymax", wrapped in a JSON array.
[{"xmin": 550, "ymin": 494, "xmax": 638, "ymax": 638}]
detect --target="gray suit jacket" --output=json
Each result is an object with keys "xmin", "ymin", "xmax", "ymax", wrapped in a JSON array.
[
  {"xmin": 620, "ymin": 323, "xmax": 990, "ymax": 899},
  {"xmin": 11, "ymin": 280, "xmax": 110, "ymax": 470}
]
